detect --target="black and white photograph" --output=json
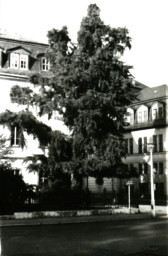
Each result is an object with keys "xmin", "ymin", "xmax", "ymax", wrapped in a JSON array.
[{"xmin": 0, "ymin": 0, "xmax": 168, "ymax": 255}]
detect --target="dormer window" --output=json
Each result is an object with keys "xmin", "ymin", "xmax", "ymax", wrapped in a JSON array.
[
  {"xmin": 20, "ymin": 54, "xmax": 28, "ymax": 69},
  {"xmin": 137, "ymin": 105, "xmax": 148, "ymax": 123},
  {"xmin": 41, "ymin": 57, "xmax": 50, "ymax": 71},
  {"xmin": 158, "ymin": 107, "xmax": 163, "ymax": 119},
  {"xmin": 152, "ymin": 109, "xmax": 157, "ymax": 120},
  {"xmin": 11, "ymin": 53, "xmax": 19, "ymax": 68},
  {"xmin": 8, "ymin": 46, "xmax": 30, "ymax": 70},
  {"xmin": 151, "ymin": 102, "xmax": 164, "ymax": 120},
  {"xmin": 125, "ymin": 108, "xmax": 134, "ymax": 125},
  {"xmin": 10, "ymin": 53, "xmax": 28, "ymax": 70}
]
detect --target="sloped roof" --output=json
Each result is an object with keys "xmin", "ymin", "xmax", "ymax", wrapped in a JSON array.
[
  {"xmin": 7, "ymin": 46, "xmax": 32, "ymax": 54},
  {"xmin": 0, "ymin": 36, "xmax": 48, "ymax": 57},
  {"xmin": 137, "ymin": 84, "xmax": 168, "ymax": 101},
  {"xmin": 134, "ymin": 80, "xmax": 148, "ymax": 90}
]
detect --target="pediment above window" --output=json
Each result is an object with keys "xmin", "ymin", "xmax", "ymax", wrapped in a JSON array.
[
  {"xmin": 36, "ymin": 53, "xmax": 45, "ymax": 58},
  {"xmin": 7, "ymin": 46, "xmax": 31, "ymax": 55},
  {"xmin": 131, "ymin": 105, "xmax": 140, "ymax": 110},
  {"xmin": 126, "ymin": 108, "xmax": 134, "ymax": 115},
  {"xmin": 158, "ymin": 100, "xmax": 165, "ymax": 105},
  {"xmin": 150, "ymin": 101, "xmax": 162, "ymax": 108},
  {"xmin": 146, "ymin": 101, "xmax": 165, "ymax": 108},
  {"xmin": 137, "ymin": 104, "xmax": 148, "ymax": 111}
]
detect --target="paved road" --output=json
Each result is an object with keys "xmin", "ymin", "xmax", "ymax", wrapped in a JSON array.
[{"xmin": 1, "ymin": 218, "xmax": 168, "ymax": 256}]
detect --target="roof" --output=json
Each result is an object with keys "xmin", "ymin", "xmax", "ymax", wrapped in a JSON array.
[
  {"xmin": 0, "ymin": 36, "xmax": 49, "ymax": 57},
  {"xmin": 137, "ymin": 84, "xmax": 168, "ymax": 102},
  {"xmin": 0, "ymin": 32, "xmax": 48, "ymax": 45},
  {"xmin": 7, "ymin": 46, "xmax": 32, "ymax": 54},
  {"xmin": 134, "ymin": 80, "xmax": 148, "ymax": 90}
]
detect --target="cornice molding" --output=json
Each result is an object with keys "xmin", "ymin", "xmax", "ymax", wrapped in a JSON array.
[
  {"xmin": 0, "ymin": 36, "xmax": 48, "ymax": 48},
  {"xmin": 130, "ymin": 96, "xmax": 168, "ymax": 107},
  {"xmin": 0, "ymin": 72, "xmax": 28, "ymax": 82}
]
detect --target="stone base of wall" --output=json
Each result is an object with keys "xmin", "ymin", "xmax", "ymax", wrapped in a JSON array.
[
  {"xmin": 14, "ymin": 207, "xmax": 139, "ymax": 219},
  {"xmin": 139, "ymin": 204, "xmax": 168, "ymax": 215}
]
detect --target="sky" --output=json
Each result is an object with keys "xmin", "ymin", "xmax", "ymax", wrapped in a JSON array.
[{"xmin": 0, "ymin": 0, "xmax": 168, "ymax": 87}]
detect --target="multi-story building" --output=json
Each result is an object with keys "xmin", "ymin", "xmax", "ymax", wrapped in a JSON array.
[
  {"xmin": 1, "ymin": 33, "xmax": 168, "ymax": 201},
  {"xmin": 124, "ymin": 84, "xmax": 168, "ymax": 201},
  {"xmin": 0, "ymin": 34, "xmax": 116, "ymax": 193},
  {"xmin": 0, "ymin": 34, "xmax": 58, "ymax": 185}
]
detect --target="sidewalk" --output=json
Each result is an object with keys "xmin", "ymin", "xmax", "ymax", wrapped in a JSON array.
[{"xmin": 0, "ymin": 213, "xmax": 154, "ymax": 227}]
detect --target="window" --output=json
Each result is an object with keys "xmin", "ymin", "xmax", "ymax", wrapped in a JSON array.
[
  {"xmin": 159, "ymin": 162, "xmax": 164, "ymax": 174},
  {"xmin": 137, "ymin": 107, "xmax": 148, "ymax": 123},
  {"xmin": 153, "ymin": 162, "xmax": 164, "ymax": 174},
  {"xmin": 158, "ymin": 134, "xmax": 163, "ymax": 152},
  {"xmin": 155, "ymin": 183, "xmax": 164, "ymax": 198},
  {"xmin": 130, "ymin": 164, "xmax": 134, "ymax": 170},
  {"xmin": 153, "ymin": 135, "xmax": 157, "ymax": 152},
  {"xmin": 153, "ymin": 134, "xmax": 163, "ymax": 153},
  {"xmin": 139, "ymin": 163, "xmax": 148, "ymax": 175},
  {"xmin": 158, "ymin": 107, "xmax": 163, "ymax": 119},
  {"xmin": 138, "ymin": 137, "xmax": 147, "ymax": 154},
  {"xmin": 10, "ymin": 53, "xmax": 28, "ymax": 70},
  {"xmin": 153, "ymin": 162, "xmax": 158, "ymax": 173},
  {"xmin": 144, "ymin": 163, "xmax": 148, "ymax": 174},
  {"xmin": 41, "ymin": 57, "xmax": 50, "ymax": 71},
  {"xmin": 10, "ymin": 53, "xmax": 19, "ymax": 68},
  {"xmin": 143, "ymin": 111, "xmax": 148, "ymax": 122},
  {"xmin": 125, "ymin": 139, "xmax": 128, "ymax": 154},
  {"xmin": 138, "ymin": 112, "xmax": 142, "ymax": 123},
  {"xmin": 129, "ymin": 138, "xmax": 133, "ymax": 154},
  {"xmin": 130, "ymin": 113, "xmax": 134, "ymax": 125},
  {"xmin": 125, "ymin": 138, "xmax": 133, "ymax": 154},
  {"xmin": 138, "ymin": 138, "xmax": 142, "ymax": 153},
  {"xmin": 144, "ymin": 137, "xmax": 147, "ymax": 153},
  {"xmin": 152, "ymin": 109, "xmax": 157, "ymax": 120},
  {"xmin": 11, "ymin": 126, "xmax": 20, "ymax": 146},
  {"xmin": 139, "ymin": 163, "xmax": 143, "ymax": 174},
  {"xmin": 152, "ymin": 106, "xmax": 164, "ymax": 120},
  {"xmin": 20, "ymin": 54, "xmax": 28, "ymax": 69}
]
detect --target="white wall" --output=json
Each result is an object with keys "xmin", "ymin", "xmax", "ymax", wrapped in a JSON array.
[{"xmin": 0, "ymin": 77, "xmax": 69, "ymax": 185}]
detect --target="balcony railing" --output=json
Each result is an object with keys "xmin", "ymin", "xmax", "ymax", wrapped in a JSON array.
[{"xmin": 124, "ymin": 117, "xmax": 166, "ymax": 130}]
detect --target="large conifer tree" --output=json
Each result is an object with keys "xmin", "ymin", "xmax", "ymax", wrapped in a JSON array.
[{"xmin": 0, "ymin": 4, "xmax": 136, "ymax": 181}]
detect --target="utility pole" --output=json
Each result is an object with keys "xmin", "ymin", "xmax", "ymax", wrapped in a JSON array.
[{"xmin": 147, "ymin": 143, "xmax": 155, "ymax": 217}]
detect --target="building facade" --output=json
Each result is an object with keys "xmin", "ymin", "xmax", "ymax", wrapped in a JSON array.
[
  {"xmin": 1, "ymin": 34, "xmax": 168, "ymax": 200},
  {"xmin": 124, "ymin": 84, "xmax": 168, "ymax": 201},
  {"xmin": 0, "ymin": 34, "xmax": 115, "ymax": 193},
  {"xmin": 0, "ymin": 34, "xmax": 60, "ymax": 185}
]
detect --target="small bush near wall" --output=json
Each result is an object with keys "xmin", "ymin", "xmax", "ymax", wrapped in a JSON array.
[
  {"xmin": 95, "ymin": 176, "xmax": 104, "ymax": 186},
  {"xmin": 0, "ymin": 163, "xmax": 27, "ymax": 214}
]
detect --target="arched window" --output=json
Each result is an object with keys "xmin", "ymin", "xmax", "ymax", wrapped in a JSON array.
[
  {"xmin": 151, "ymin": 102, "xmax": 164, "ymax": 120},
  {"xmin": 137, "ymin": 105, "xmax": 148, "ymax": 123},
  {"xmin": 126, "ymin": 108, "xmax": 134, "ymax": 125}
]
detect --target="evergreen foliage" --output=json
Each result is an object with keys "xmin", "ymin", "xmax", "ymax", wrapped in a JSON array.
[
  {"xmin": 0, "ymin": 110, "xmax": 52, "ymax": 148},
  {"xmin": 42, "ymin": 4, "xmax": 135, "ymax": 177},
  {"xmin": 0, "ymin": 134, "xmax": 13, "ymax": 158},
  {"xmin": 0, "ymin": 4, "xmax": 137, "ymax": 181}
]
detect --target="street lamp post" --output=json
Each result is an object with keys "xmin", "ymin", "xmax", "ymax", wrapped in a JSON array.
[{"xmin": 147, "ymin": 143, "xmax": 156, "ymax": 217}]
